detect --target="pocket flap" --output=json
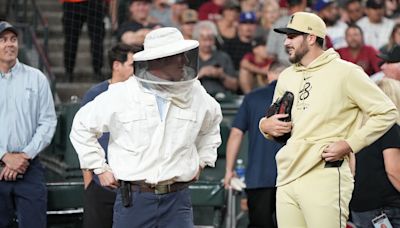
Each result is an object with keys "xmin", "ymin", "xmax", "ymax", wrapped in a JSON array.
[{"xmin": 176, "ymin": 109, "xmax": 197, "ymax": 121}]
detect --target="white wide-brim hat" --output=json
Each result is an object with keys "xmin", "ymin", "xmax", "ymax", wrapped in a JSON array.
[{"xmin": 134, "ymin": 27, "xmax": 199, "ymax": 61}]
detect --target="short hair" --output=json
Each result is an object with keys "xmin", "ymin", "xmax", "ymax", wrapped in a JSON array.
[
  {"xmin": 345, "ymin": 23, "xmax": 364, "ymax": 37},
  {"xmin": 268, "ymin": 61, "xmax": 289, "ymax": 74},
  {"xmin": 192, "ymin": 20, "xmax": 219, "ymax": 40},
  {"xmin": 108, "ymin": 43, "xmax": 142, "ymax": 69},
  {"xmin": 316, "ymin": 36, "xmax": 324, "ymax": 48},
  {"xmin": 345, "ymin": 0, "xmax": 362, "ymax": 9}
]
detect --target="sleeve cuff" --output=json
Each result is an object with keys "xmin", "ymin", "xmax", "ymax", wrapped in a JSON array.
[
  {"xmin": 93, "ymin": 163, "xmax": 112, "ymax": 175},
  {"xmin": 259, "ymin": 117, "xmax": 273, "ymax": 140},
  {"xmin": 346, "ymin": 134, "xmax": 367, "ymax": 154}
]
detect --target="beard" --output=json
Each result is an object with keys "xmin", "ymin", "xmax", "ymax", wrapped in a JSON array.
[{"xmin": 287, "ymin": 41, "xmax": 309, "ymax": 64}]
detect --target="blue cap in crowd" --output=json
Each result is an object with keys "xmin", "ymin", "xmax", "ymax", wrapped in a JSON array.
[
  {"xmin": 313, "ymin": 0, "xmax": 335, "ymax": 12},
  {"xmin": 239, "ymin": 12, "xmax": 257, "ymax": 24}
]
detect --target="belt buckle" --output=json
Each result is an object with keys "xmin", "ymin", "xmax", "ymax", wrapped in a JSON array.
[{"xmin": 154, "ymin": 184, "xmax": 171, "ymax": 195}]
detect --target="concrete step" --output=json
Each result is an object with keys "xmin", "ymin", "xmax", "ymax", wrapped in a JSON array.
[
  {"xmin": 52, "ymin": 66, "xmax": 111, "ymax": 82},
  {"xmin": 36, "ymin": 1, "xmax": 62, "ymax": 12}
]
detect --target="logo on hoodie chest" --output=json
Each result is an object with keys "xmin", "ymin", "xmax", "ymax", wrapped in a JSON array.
[{"xmin": 297, "ymin": 80, "xmax": 312, "ymax": 111}]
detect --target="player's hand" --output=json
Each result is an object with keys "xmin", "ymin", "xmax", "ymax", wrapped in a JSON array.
[
  {"xmin": 322, "ymin": 140, "xmax": 353, "ymax": 162},
  {"xmin": 260, "ymin": 114, "xmax": 292, "ymax": 137}
]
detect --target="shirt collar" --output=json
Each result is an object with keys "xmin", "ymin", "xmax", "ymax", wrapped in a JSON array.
[{"xmin": 0, "ymin": 59, "xmax": 20, "ymax": 79}]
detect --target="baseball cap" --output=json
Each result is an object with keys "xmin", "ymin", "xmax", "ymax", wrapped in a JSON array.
[
  {"xmin": 313, "ymin": 0, "xmax": 335, "ymax": 12},
  {"xmin": 366, "ymin": 0, "xmax": 384, "ymax": 9},
  {"xmin": 377, "ymin": 45, "xmax": 400, "ymax": 63},
  {"xmin": 181, "ymin": 9, "xmax": 198, "ymax": 24},
  {"xmin": 239, "ymin": 12, "xmax": 257, "ymax": 24},
  {"xmin": 0, "ymin": 21, "xmax": 18, "ymax": 36},
  {"xmin": 273, "ymin": 12, "xmax": 327, "ymax": 38},
  {"xmin": 223, "ymin": 2, "xmax": 241, "ymax": 12}
]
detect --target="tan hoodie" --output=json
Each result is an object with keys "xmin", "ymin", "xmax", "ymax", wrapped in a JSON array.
[{"xmin": 266, "ymin": 48, "xmax": 398, "ymax": 186}]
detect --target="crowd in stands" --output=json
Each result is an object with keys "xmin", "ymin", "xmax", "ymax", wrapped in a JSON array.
[{"xmin": 63, "ymin": 0, "xmax": 400, "ymax": 93}]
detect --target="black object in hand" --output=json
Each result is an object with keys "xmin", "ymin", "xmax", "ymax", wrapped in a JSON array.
[{"xmin": 266, "ymin": 91, "xmax": 294, "ymax": 144}]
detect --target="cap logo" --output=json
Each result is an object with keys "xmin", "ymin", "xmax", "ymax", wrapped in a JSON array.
[
  {"xmin": 308, "ymin": 26, "xmax": 312, "ymax": 31},
  {"xmin": 289, "ymin": 15, "xmax": 294, "ymax": 24}
]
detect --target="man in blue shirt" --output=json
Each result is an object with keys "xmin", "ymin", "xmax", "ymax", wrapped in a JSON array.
[
  {"xmin": 80, "ymin": 43, "xmax": 142, "ymax": 228},
  {"xmin": 224, "ymin": 61, "xmax": 287, "ymax": 228},
  {"xmin": 0, "ymin": 21, "xmax": 57, "ymax": 228}
]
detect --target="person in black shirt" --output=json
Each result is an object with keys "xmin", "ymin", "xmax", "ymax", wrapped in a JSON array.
[{"xmin": 350, "ymin": 78, "xmax": 400, "ymax": 228}]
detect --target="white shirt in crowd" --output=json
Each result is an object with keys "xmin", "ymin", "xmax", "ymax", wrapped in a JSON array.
[{"xmin": 357, "ymin": 16, "xmax": 395, "ymax": 50}]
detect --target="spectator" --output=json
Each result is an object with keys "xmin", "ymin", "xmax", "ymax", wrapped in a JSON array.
[
  {"xmin": 357, "ymin": 0, "xmax": 395, "ymax": 50},
  {"xmin": 180, "ymin": 9, "xmax": 198, "ymax": 39},
  {"xmin": 117, "ymin": 0, "xmax": 160, "ymax": 41},
  {"xmin": 314, "ymin": 0, "xmax": 348, "ymax": 49},
  {"xmin": 162, "ymin": 0, "xmax": 189, "ymax": 28},
  {"xmin": 224, "ymin": 61, "xmax": 287, "ymax": 228},
  {"xmin": 266, "ymin": 0, "xmax": 307, "ymax": 65},
  {"xmin": 80, "ymin": 43, "xmax": 141, "ymax": 228},
  {"xmin": 378, "ymin": 44, "xmax": 400, "ymax": 81},
  {"xmin": 380, "ymin": 23, "xmax": 400, "ymax": 56},
  {"xmin": 222, "ymin": 12, "xmax": 257, "ymax": 72},
  {"xmin": 61, "ymin": 0, "xmax": 106, "ymax": 82},
  {"xmin": 239, "ymin": 38, "xmax": 274, "ymax": 94},
  {"xmin": 0, "ymin": 21, "xmax": 57, "ymax": 228},
  {"xmin": 198, "ymin": 0, "xmax": 226, "ymax": 22},
  {"xmin": 120, "ymin": 28, "xmax": 151, "ymax": 46},
  {"xmin": 337, "ymin": 24, "xmax": 381, "ymax": 76},
  {"xmin": 344, "ymin": 0, "xmax": 364, "ymax": 24},
  {"xmin": 149, "ymin": 0, "xmax": 171, "ymax": 25},
  {"xmin": 194, "ymin": 21, "xmax": 238, "ymax": 95},
  {"xmin": 216, "ymin": 2, "xmax": 241, "ymax": 41},
  {"xmin": 70, "ymin": 27, "xmax": 222, "ymax": 227},
  {"xmin": 259, "ymin": 12, "xmax": 398, "ymax": 228},
  {"xmin": 240, "ymin": 0, "xmax": 261, "ymax": 14},
  {"xmin": 254, "ymin": 0, "xmax": 280, "ymax": 41},
  {"xmin": 350, "ymin": 77, "xmax": 400, "ymax": 228}
]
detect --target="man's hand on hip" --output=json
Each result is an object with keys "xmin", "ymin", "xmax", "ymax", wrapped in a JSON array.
[
  {"xmin": 322, "ymin": 140, "xmax": 353, "ymax": 162},
  {"xmin": 1, "ymin": 152, "xmax": 30, "ymax": 174},
  {"xmin": 98, "ymin": 171, "xmax": 119, "ymax": 189}
]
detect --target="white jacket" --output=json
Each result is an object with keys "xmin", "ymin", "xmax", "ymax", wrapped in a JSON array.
[{"xmin": 70, "ymin": 77, "xmax": 222, "ymax": 184}]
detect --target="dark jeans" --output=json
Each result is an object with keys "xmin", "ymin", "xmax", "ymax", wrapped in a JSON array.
[
  {"xmin": 0, "ymin": 158, "xmax": 47, "ymax": 228},
  {"xmin": 83, "ymin": 180, "xmax": 117, "ymax": 228},
  {"xmin": 113, "ymin": 187, "xmax": 193, "ymax": 228},
  {"xmin": 62, "ymin": 0, "xmax": 105, "ymax": 76},
  {"xmin": 245, "ymin": 187, "xmax": 277, "ymax": 228},
  {"xmin": 352, "ymin": 207, "xmax": 400, "ymax": 228}
]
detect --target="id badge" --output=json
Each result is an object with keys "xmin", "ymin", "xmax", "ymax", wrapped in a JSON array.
[{"xmin": 371, "ymin": 213, "xmax": 393, "ymax": 228}]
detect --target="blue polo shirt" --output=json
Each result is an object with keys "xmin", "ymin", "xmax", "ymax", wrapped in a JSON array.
[{"xmin": 232, "ymin": 80, "xmax": 282, "ymax": 188}]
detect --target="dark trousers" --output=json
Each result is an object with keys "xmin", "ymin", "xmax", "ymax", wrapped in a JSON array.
[
  {"xmin": 83, "ymin": 180, "xmax": 117, "ymax": 228},
  {"xmin": 113, "ymin": 187, "xmax": 193, "ymax": 228},
  {"xmin": 246, "ymin": 187, "xmax": 277, "ymax": 228},
  {"xmin": 0, "ymin": 159, "xmax": 47, "ymax": 228},
  {"xmin": 62, "ymin": 0, "xmax": 105, "ymax": 76}
]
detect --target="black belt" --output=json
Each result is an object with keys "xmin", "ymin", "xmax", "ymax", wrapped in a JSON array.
[{"xmin": 127, "ymin": 181, "xmax": 192, "ymax": 195}]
